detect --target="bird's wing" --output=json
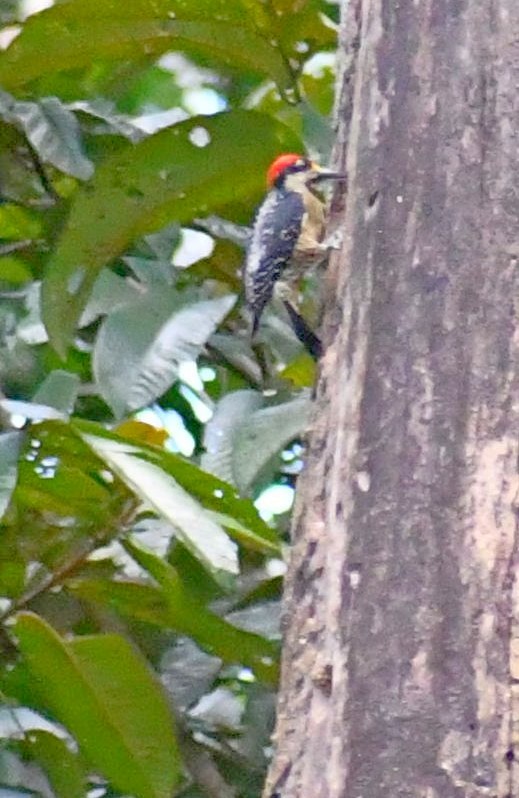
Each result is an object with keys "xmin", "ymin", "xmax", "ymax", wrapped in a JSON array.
[{"xmin": 245, "ymin": 189, "xmax": 304, "ymax": 329}]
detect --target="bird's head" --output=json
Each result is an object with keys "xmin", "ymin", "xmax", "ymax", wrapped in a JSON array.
[{"xmin": 266, "ymin": 153, "xmax": 346, "ymax": 190}]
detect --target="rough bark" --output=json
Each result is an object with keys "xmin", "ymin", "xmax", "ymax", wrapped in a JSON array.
[{"xmin": 264, "ymin": 1, "xmax": 519, "ymax": 797}]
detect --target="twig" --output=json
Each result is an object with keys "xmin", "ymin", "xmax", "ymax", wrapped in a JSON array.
[
  {"xmin": 25, "ymin": 140, "xmax": 59, "ymax": 204},
  {"xmin": 0, "ymin": 497, "xmax": 139, "ymax": 625}
]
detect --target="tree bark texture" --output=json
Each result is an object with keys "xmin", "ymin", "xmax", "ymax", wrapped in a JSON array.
[{"xmin": 264, "ymin": 1, "xmax": 519, "ymax": 797}]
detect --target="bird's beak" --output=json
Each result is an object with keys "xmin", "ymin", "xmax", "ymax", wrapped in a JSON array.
[{"xmin": 309, "ymin": 162, "xmax": 347, "ymax": 183}]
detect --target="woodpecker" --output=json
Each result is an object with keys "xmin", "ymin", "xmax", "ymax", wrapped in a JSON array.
[{"xmin": 244, "ymin": 153, "xmax": 345, "ymax": 352}]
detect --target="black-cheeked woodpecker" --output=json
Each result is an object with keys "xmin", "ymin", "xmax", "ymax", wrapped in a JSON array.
[{"xmin": 244, "ymin": 153, "xmax": 345, "ymax": 356}]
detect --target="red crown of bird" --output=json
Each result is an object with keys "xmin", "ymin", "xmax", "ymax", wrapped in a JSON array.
[{"xmin": 266, "ymin": 153, "xmax": 306, "ymax": 187}]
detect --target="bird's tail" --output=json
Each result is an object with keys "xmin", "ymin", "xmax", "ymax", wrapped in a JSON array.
[
  {"xmin": 251, "ymin": 313, "xmax": 260, "ymax": 338},
  {"xmin": 283, "ymin": 301, "xmax": 322, "ymax": 359}
]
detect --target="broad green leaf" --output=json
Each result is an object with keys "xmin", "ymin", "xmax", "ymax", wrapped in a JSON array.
[
  {"xmin": 41, "ymin": 109, "xmax": 300, "ymax": 354},
  {"xmin": 93, "ymin": 288, "xmax": 235, "ymax": 416},
  {"xmin": 32, "ymin": 370, "xmax": 80, "ymax": 416},
  {"xmin": 124, "ymin": 256, "xmax": 175, "ymax": 285},
  {"xmin": 203, "ymin": 391, "xmax": 312, "ymax": 493},
  {"xmin": 15, "ymin": 272, "xmax": 141, "ymax": 348},
  {"xmin": 145, "ymin": 224, "xmax": 181, "ymax": 260},
  {"xmin": 0, "ymin": 431, "xmax": 22, "ymax": 520},
  {"xmin": 0, "ymin": 92, "xmax": 93, "ymax": 180},
  {"xmin": 0, "ymin": 0, "xmax": 293, "ymax": 91},
  {"xmin": 14, "ymin": 421, "xmax": 116, "ymax": 522},
  {"xmin": 13, "ymin": 612, "xmax": 180, "ymax": 798},
  {"xmin": 79, "ymin": 268, "xmax": 142, "ymax": 328},
  {"xmin": 125, "ymin": 537, "xmax": 278, "ymax": 676},
  {"xmin": 79, "ymin": 431, "xmax": 239, "ymax": 579},
  {"xmin": 234, "ymin": 393, "xmax": 312, "ymax": 492},
  {"xmin": 202, "ymin": 390, "xmax": 264, "ymax": 485},
  {"xmin": 71, "ymin": 560, "xmax": 279, "ymax": 684},
  {"xmin": 15, "ymin": 459, "xmax": 113, "ymax": 519},
  {"xmin": 74, "ymin": 418, "xmax": 280, "ymax": 554},
  {"xmin": 16, "ymin": 731, "xmax": 87, "ymax": 798}
]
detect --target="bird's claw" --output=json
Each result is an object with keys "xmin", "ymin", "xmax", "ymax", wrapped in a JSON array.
[{"xmin": 323, "ymin": 229, "xmax": 343, "ymax": 251}]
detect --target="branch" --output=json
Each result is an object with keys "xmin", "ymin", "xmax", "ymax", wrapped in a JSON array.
[
  {"xmin": 0, "ymin": 497, "xmax": 140, "ymax": 626},
  {"xmin": 25, "ymin": 140, "xmax": 60, "ymax": 204}
]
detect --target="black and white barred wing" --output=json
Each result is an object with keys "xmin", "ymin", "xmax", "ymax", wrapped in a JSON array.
[{"xmin": 244, "ymin": 188, "xmax": 304, "ymax": 333}]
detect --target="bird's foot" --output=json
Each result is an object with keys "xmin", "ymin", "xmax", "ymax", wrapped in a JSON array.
[{"xmin": 322, "ymin": 229, "xmax": 343, "ymax": 251}]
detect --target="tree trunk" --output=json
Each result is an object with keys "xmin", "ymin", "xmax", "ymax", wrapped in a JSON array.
[{"xmin": 264, "ymin": 1, "xmax": 519, "ymax": 796}]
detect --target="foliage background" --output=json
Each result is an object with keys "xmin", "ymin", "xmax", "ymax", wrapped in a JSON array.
[{"xmin": 0, "ymin": 1, "xmax": 338, "ymax": 795}]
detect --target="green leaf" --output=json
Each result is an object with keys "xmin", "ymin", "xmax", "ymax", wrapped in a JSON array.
[
  {"xmin": 16, "ymin": 731, "xmax": 87, "ymax": 798},
  {"xmin": 12, "ymin": 612, "xmax": 180, "ymax": 798},
  {"xmin": 79, "ymin": 268, "xmax": 142, "ymax": 327},
  {"xmin": 14, "ymin": 421, "xmax": 115, "ymax": 522},
  {"xmin": 125, "ymin": 538, "xmax": 279, "ymax": 677},
  {"xmin": 233, "ymin": 393, "xmax": 311, "ymax": 492},
  {"xmin": 74, "ymin": 418, "xmax": 280, "ymax": 555},
  {"xmin": 0, "ymin": 0, "xmax": 293, "ymax": 91},
  {"xmin": 77, "ymin": 431, "xmax": 239, "ymax": 579},
  {"xmin": 32, "ymin": 370, "xmax": 80, "ymax": 416},
  {"xmin": 71, "ymin": 564, "xmax": 279, "ymax": 684},
  {"xmin": 202, "ymin": 390, "xmax": 264, "ymax": 485},
  {"xmin": 0, "ymin": 92, "xmax": 93, "ymax": 180},
  {"xmin": 93, "ymin": 288, "xmax": 235, "ymax": 416},
  {"xmin": 203, "ymin": 391, "xmax": 311, "ymax": 493},
  {"xmin": 40, "ymin": 109, "xmax": 301, "ymax": 354},
  {"xmin": 0, "ymin": 431, "xmax": 22, "ymax": 521}
]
